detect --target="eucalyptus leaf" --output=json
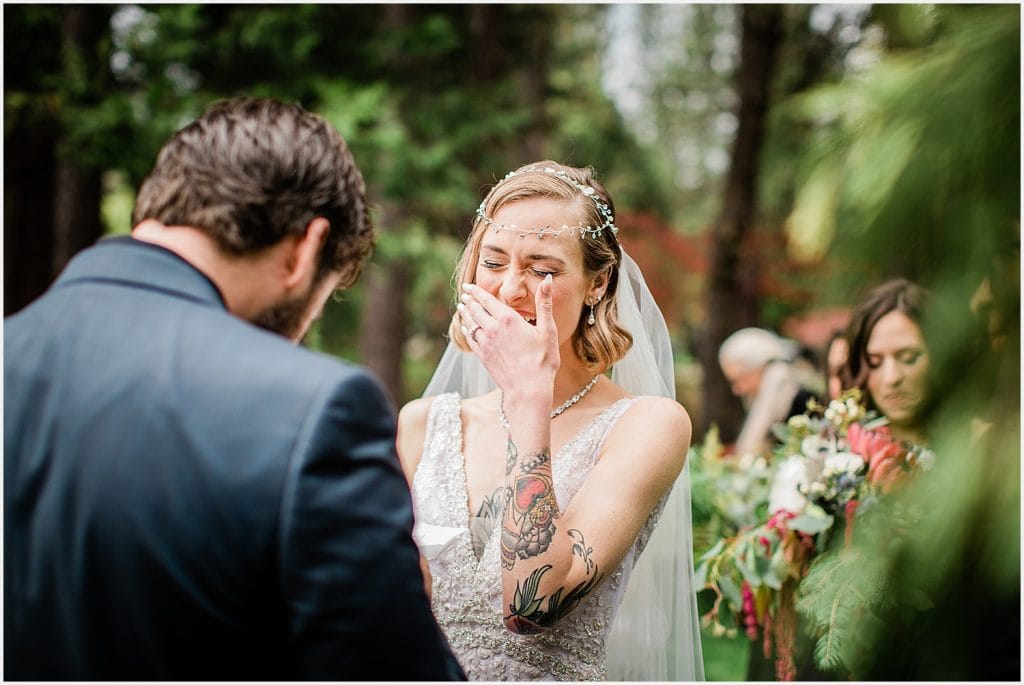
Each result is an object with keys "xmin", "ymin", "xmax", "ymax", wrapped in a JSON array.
[
  {"xmin": 718, "ymin": 574, "xmax": 743, "ymax": 610},
  {"xmin": 698, "ymin": 538, "xmax": 725, "ymax": 562},
  {"xmin": 861, "ymin": 416, "xmax": 890, "ymax": 430},
  {"xmin": 788, "ymin": 513, "xmax": 835, "ymax": 534}
]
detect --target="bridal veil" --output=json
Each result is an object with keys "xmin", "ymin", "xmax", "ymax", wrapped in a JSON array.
[{"xmin": 424, "ymin": 248, "xmax": 704, "ymax": 681}]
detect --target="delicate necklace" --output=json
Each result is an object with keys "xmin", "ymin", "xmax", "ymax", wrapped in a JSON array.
[{"xmin": 498, "ymin": 375, "xmax": 601, "ymax": 431}]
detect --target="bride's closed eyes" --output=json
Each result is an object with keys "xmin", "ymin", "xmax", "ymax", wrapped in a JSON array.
[
  {"xmin": 478, "ymin": 246, "xmax": 567, "ymax": 279},
  {"xmin": 480, "ymin": 259, "xmax": 561, "ymax": 276}
]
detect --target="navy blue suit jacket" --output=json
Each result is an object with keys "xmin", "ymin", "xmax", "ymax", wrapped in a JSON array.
[{"xmin": 4, "ymin": 237, "xmax": 464, "ymax": 680}]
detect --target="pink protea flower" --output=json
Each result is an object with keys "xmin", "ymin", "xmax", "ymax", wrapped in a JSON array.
[{"xmin": 846, "ymin": 422, "xmax": 908, "ymax": 492}]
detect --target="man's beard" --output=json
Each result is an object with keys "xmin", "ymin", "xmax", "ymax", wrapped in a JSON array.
[{"xmin": 252, "ymin": 282, "xmax": 317, "ymax": 343}]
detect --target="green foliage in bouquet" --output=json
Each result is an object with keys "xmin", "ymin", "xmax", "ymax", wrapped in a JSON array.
[
  {"xmin": 794, "ymin": 488, "xmax": 933, "ymax": 674},
  {"xmin": 695, "ymin": 390, "xmax": 936, "ymax": 680},
  {"xmin": 689, "ymin": 426, "xmax": 774, "ymax": 554}
]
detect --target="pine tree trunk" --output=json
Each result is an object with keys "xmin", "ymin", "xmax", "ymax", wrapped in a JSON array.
[
  {"xmin": 357, "ymin": 200, "xmax": 411, "ymax": 406},
  {"xmin": 357, "ymin": 259, "xmax": 411, "ymax": 408},
  {"xmin": 4, "ymin": 6, "xmax": 109, "ymax": 315},
  {"xmin": 52, "ymin": 6, "xmax": 107, "ymax": 271},
  {"xmin": 52, "ymin": 158, "xmax": 103, "ymax": 276},
  {"xmin": 4, "ymin": 107, "xmax": 59, "ymax": 315},
  {"xmin": 699, "ymin": 5, "xmax": 783, "ymax": 442}
]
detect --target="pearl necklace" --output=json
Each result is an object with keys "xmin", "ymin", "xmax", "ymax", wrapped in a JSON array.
[{"xmin": 498, "ymin": 375, "xmax": 601, "ymax": 431}]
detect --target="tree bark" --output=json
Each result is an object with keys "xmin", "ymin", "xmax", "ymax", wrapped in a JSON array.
[
  {"xmin": 515, "ymin": 10, "xmax": 551, "ymax": 162},
  {"xmin": 5, "ymin": 6, "xmax": 109, "ymax": 315},
  {"xmin": 52, "ymin": 6, "xmax": 108, "ymax": 274},
  {"xmin": 357, "ymin": 224, "xmax": 411, "ymax": 406},
  {"xmin": 699, "ymin": 5, "xmax": 783, "ymax": 442},
  {"xmin": 4, "ymin": 107, "xmax": 59, "ymax": 315},
  {"xmin": 52, "ymin": 158, "xmax": 103, "ymax": 276}
]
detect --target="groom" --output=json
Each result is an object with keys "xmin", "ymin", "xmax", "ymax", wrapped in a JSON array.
[{"xmin": 4, "ymin": 98, "xmax": 464, "ymax": 680}]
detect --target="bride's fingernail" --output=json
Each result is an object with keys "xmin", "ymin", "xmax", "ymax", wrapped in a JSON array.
[
  {"xmin": 459, "ymin": 293, "xmax": 469, "ymax": 303},
  {"xmin": 457, "ymin": 302, "xmax": 466, "ymax": 311},
  {"xmin": 462, "ymin": 283, "xmax": 474, "ymax": 291}
]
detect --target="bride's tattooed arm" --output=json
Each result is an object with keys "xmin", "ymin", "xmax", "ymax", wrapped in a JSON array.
[
  {"xmin": 500, "ymin": 446, "xmax": 558, "ymax": 570},
  {"xmin": 503, "ymin": 529, "xmax": 603, "ymax": 634},
  {"xmin": 499, "ymin": 436, "xmax": 605, "ymax": 633}
]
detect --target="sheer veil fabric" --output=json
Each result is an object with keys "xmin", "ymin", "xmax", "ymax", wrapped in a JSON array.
[{"xmin": 423, "ymin": 248, "xmax": 704, "ymax": 681}]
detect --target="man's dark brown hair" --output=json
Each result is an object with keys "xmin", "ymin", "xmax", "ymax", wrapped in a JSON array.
[{"xmin": 133, "ymin": 97, "xmax": 373, "ymax": 287}]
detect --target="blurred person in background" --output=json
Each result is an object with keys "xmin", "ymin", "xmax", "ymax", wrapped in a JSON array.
[
  {"xmin": 839, "ymin": 279, "xmax": 932, "ymax": 445},
  {"xmin": 718, "ymin": 327, "xmax": 823, "ymax": 456}
]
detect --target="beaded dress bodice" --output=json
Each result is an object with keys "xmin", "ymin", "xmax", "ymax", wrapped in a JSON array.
[{"xmin": 412, "ymin": 393, "xmax": 666, "ymax": 681}]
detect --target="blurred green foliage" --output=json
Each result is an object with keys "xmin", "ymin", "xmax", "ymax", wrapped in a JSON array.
[{"xmin": 780, "ymin": 5, "xmax": 1020, "ymax": 678}]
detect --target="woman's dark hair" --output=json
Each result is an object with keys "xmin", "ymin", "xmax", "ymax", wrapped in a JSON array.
[{"xmin": 840, "ymin": 278, "xmax": 932, "ymax": 414}]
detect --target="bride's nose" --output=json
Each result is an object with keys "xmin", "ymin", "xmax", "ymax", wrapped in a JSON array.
[{"xmin": 498, "ymin": 269, "xmax": 529, "ymax": 303}]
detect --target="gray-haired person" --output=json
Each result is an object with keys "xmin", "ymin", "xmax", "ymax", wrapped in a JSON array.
[{"xmin": 719, "ymin": 327, "xmax": 822, "ymax": 456}]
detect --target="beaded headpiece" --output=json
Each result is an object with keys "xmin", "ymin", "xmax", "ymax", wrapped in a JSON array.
[{"xmin": 475, "ymin": 165, "xmax": 619, "ymax": 239}]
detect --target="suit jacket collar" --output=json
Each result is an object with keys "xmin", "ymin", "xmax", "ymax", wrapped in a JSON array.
[{"xmin": 54, "ymin": 236, "xmax": 227, "ymax": 309}]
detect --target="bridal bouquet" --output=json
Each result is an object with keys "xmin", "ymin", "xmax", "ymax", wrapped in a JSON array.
[{"xmin": 695, "ymin": 390, "xmax": 935, "ymax": 680}]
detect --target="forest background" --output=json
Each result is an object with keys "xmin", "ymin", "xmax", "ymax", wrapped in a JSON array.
[{"xmin": 4, "ymin": 3, "xmax": 1020, "ymax": 680}]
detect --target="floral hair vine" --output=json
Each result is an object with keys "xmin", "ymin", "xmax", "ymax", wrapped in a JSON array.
[{"xmin": 475, "ymin": 166, "xmax": 620, "ymax": 239}]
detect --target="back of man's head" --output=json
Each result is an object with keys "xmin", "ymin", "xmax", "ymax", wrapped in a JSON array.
[{"xmin": 132, "ymin": 97, "xmax": 373, "ymax": 287}]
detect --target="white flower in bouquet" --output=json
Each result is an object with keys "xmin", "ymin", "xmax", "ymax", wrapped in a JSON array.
[
  {"xmin": 787, "ymin": 413, "xmax": 812, "ymax": 431},
  {"xmin": 822, "ymin": 451, "xmax": 866, "ymax": 479},
  {"xmin": 907, "ymin": 446, "xmax": 936, "ymax": 471},
  {"xmin": 807, "ymin": 481, "xmax": 828, "ymax": 497},
  {"xmin": 844, "ymin": 397, "xmax": 863, "ymax": 421},
  {"xmin": 737, "ymin": 451, "xmax": 757, "ymax": 469},
  {"xmin": 800, "ymin": 435, "xmax": 830, "ymax": 460},
  {"xmin": 768, "ymin": 456, "xmax": 810, "ymax": 514}
]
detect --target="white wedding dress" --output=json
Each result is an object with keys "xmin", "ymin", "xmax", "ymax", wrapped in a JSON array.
[
  {"xmin": 412, "ymin": 392, "xmax": 668, "ymax": 680},
  {"xmin": 417, "ymin": 248, "xmax": 703, "ymax": 681}
]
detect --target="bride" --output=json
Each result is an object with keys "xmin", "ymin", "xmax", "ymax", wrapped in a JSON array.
[{"xmin": 397, "ymin": 161, "xmax": 703, "ymax": 680}]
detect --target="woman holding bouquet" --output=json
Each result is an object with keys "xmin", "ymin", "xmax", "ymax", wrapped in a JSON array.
[{"xmin": 839, "ymin": 279, "xmax": 933, "ymax": 445}]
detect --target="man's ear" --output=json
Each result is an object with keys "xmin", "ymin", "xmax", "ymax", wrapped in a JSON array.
[{"xmin": 283, "ymin": 217, "xmax": 330, "ymax": 291}]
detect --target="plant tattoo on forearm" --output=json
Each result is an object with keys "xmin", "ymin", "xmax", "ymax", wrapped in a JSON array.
[
  {"xmin": 504, "ymin": 529, "xmax": 604, "ymax": 633},
  {"xmin": 500, "ymin": 445, "xmax": 558, "ymax": 570}
]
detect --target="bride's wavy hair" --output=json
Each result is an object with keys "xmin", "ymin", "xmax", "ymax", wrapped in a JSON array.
[{"xmin": 449, "ymin": 161, "xmax": 633, "ymax": 372}]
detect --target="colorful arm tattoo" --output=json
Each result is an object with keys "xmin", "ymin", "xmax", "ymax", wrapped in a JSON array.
[
  {"xmin": 500, "ymin": 447, "xmax": 558, "ymax": 570},
  {"xmin": 503, "ymin": 529, "xmax": 604, "ymax": 634}
]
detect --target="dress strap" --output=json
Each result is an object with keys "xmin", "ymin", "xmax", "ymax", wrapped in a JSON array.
[
  {"xmin": 414, "ymin": 393, "xmax": 468, "ymax": 529},
  {"xmin": 590, "ymin": 396, "xmax": 642, "ymax": 462},
  {"xmin": 424, "ymin": 392, "xmax": 463, "ymax": 462}
]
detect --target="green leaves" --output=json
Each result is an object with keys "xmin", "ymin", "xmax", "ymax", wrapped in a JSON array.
[{"xmin": 786, "ymin": 513, "xmax": 834, "ymax": 535}]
